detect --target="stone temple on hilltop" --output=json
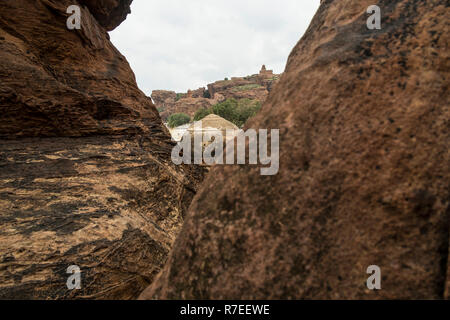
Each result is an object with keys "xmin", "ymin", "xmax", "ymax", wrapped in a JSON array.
[{"xmin": 259, "ymin": 64, "xmax": 274, "ymax": 77}]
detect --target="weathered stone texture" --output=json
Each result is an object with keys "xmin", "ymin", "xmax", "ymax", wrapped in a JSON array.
[
  {"xmin": 141, "ymin": 0, "xmax": 449, "ymax": 300},
  {"xmin": 0, "ymin": 0, "xmax": 204, "ymax": 299},
  {"xmin": 152, "ymin": 67, "xmax": 280, "ymax": 121}
]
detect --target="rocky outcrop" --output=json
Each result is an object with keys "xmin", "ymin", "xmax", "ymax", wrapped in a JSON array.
[
  {"xmin": 152, "ymin": 90, "xmax": 214, "ymax": 121},
  {"xmin": 161, "ymin": 98, "xmax": 214, "ymax": 122},
  {"xmin": 207, "ymin": 66, "xmax": 280, "ymax": 102},
  {"xmin": 1, "ymin": 0, "xmax": 158, "ymax": 138},
  {"xmin": 141, "ymin": 0, "xmax": 449, "ymax": 300},
  {"xmin": 78, "ymin": 0, "xmax": 132, "ymax": 31},
  {"xmin": 151, "ymin": 90, "xmax": 177, "ymax": 109},
  {"xmin": 187, "ymin": 88, "xmax": 206, "ymax": 99},
  {"xmin": 152, "ymin": 66, "xmax": 280, "ymax": 121},
  {"xmin": 0, "ymin": 0, "xmax": 204, "ymax": 299},
  {"xmin": 207, "ymin": 79, "xmax": 268, "ymax": 102}
]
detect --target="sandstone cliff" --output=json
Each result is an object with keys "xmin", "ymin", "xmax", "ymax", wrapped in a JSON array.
[
  {"xmin": 0, "ymin": 0, "xmax": 204, "ymax": 299},
  {"xmin": 153, "ymin": 66, "xmax": 280, "ymax": 121},
  {"xmin": 141, "ymin": 0, "xmax": 449, "ymax": 299},
  {"xmin": 206, "ymin": 66, "xmax": 279, "ymax": 103},
  {"xmin": 154, "ymin": 93, "xmax": 215, "ymax": 122}
]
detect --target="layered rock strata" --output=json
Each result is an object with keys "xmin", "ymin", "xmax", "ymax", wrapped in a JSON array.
[
  {"xmin": 0, "ymin": 0, "xmax": 204, "ymax": 299},
  {"xmin": 142, "ymin": 0, "xmax": 450, "ymax": 300}
]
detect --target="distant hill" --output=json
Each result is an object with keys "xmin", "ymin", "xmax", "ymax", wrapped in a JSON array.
[{"xmin": 152, "ymin": 65, "xmax": 281, "ymax": 121}]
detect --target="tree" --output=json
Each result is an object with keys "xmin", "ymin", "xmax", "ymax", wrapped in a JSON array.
[
  {"xmin": 194, "ymin": 108, "xmax": 212, "ymax": 121},
  {"xmin": 167, "ymin": 113, "xmax": 191, "ymax": 128},
  {"xmin": 212, "ymin": 98, "xmax": 238, "ymax": 124},
  {"xmin": 235, "ymin": 99, "xmax": 262, "ymax": 127},
  {"xmin": 209, "ymin": 98, "xmax": 262, "ymax": 128}
]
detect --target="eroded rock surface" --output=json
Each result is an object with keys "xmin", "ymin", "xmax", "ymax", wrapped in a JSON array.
[
  {"xmin": 79, "ymin": 0, "xmax": 133, "ymax": 31},
  {"xmin": 153, "ymin": 66, "xmax": 280, "ymax": 121},
  {"xmin": 142, "ymin": 0, "xmax": 449, "ymax": 300},
  {"xmin": 160, "ymin": 97, "xmax": 215, "ymax": 122},
  {"xmin": 0, "ymin": 0, "xmax": 204, "ymax": 299}
]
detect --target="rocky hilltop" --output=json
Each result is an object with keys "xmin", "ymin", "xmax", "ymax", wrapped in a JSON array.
[
  {"xmin": 153, "ymin": 65, "xmax": 280, "ymax": 121},
  {"xmin": 142, "ymin": 0, "xmax": 449, "ymax": 299},
  {"xmin": 0, "ymin": 0, "xmax": 204, "ymax": 299}
]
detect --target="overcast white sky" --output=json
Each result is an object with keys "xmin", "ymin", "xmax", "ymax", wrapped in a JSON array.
[{"xmin": 110, "ymin": 0, "xmax": 320, "ymax": 95}]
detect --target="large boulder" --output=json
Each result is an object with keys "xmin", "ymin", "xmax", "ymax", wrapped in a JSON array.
[
  {"xmin": 141, "ymin": 0, "xmax": 449, "ymax": 299},
  {"xmin": 0, "ymin": 0, "xmax": 204, "ymax": 299},
  {"xmin": 79, "ymin": 0, "xmax": 133, "ymax": 31}
]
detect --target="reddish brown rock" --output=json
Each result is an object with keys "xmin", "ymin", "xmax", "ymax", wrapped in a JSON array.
[
  {"xmin": 0, "ymin": 0, "xmax": 204, "ymax": 299},
  {"xmin": 79, "ymin": 0, "xmax": 133, "ymax": 31},
  {"xmin": 446, "ymin": 234, "xmax": 450, "ymax": 299},
  {"xmin": 151, "ymin": 90, "xmax": 177, "ymax": 108},
  {"xmin": 206, "ymin": 68, "xmax": 280, "ymax": 103},
  {"xmin": 161, "ymin": 97, "xmax": 214, "ymax": 121},
  {"xmin": 0, "ymin": 0, "xmax": 158, "ymax": 138},
  {"xmin": 190, "ymin": 88, "xmax": 207, "ymax": 98},
  {"xmin": 151, "ymin": 90, "xmax": 214, "ymax": 121},
  {"xmin": 152, "ymin": 67, "xmax": 280, "ymax": 121},
  {"xmin": 141, "ymin": 0, "xmax": 449, "ymax": 300}
]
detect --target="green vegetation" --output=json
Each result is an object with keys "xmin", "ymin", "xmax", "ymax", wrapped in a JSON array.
[
  {"xmin": 156, "ymin": 106, "xmax": 165, "ymax": 113},
  {"xmin": 212, "ymin": 99, "xmax": 238, "ymax": 124},
  {"xmin": 232, "ymin": 84, "xmax": 263, "ymax": 92},
  {"xmin": 193, "ymin": 108, "xmax": 212, "ymax": 121},
  {"xmin": 203, "ymin": 90, "xmax": 211, "ymax": 99},
  {"xmin": 234, "ymin": 98, "xmax": 262, "ymax": 127},
  {"xmin": 193, "ymin": 98, "xmax": 262, "ymax": 128},
  {"xmin": 175, "ymin": 93, "xmax": 186, "ymax": 101},
  {"xmin": 167, "ymin": 113, "xmax": 191, "ymax": 128}
]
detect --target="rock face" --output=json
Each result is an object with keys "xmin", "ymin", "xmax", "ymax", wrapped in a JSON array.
[
  {"xmin": 152, "ymin": 66, "xmax": 280, "ymax": 121},
  {"xmin": 187, "ymin": 88, "xmax": 207, "ymax": 99},
  {"xmin": 141, "ymin": 0, "xmax": 449, "ymax": 299},
  {"xmin": 0, "ymin": 0, "xmax": 204, "ymax": 299},
  {"xmin": 151, "ymin": 90, "xmax": 177, "ymax": 110},
  {"xmin": 78, "ymin": 0, "xmax": 132, "ymax": 31},
  {"xmin": 161, "ymin": 98, "xmax": 215, "ymax": 122},
  {"xmin": 206, "ymin": 68, "xmax": 279, "ymax": 103},
  {"xmin": 152, "ymin": 90, "xmax": 214, "ymax": 122}
]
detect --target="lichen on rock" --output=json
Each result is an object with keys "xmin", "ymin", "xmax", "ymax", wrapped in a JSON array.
[
  {"xmin": 0, "ymin": 0, "xmax": 205, "ymax": 299},
  {"xmin": 141, "ymin": 0, "xmax": 450, "ymax": 300}
]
